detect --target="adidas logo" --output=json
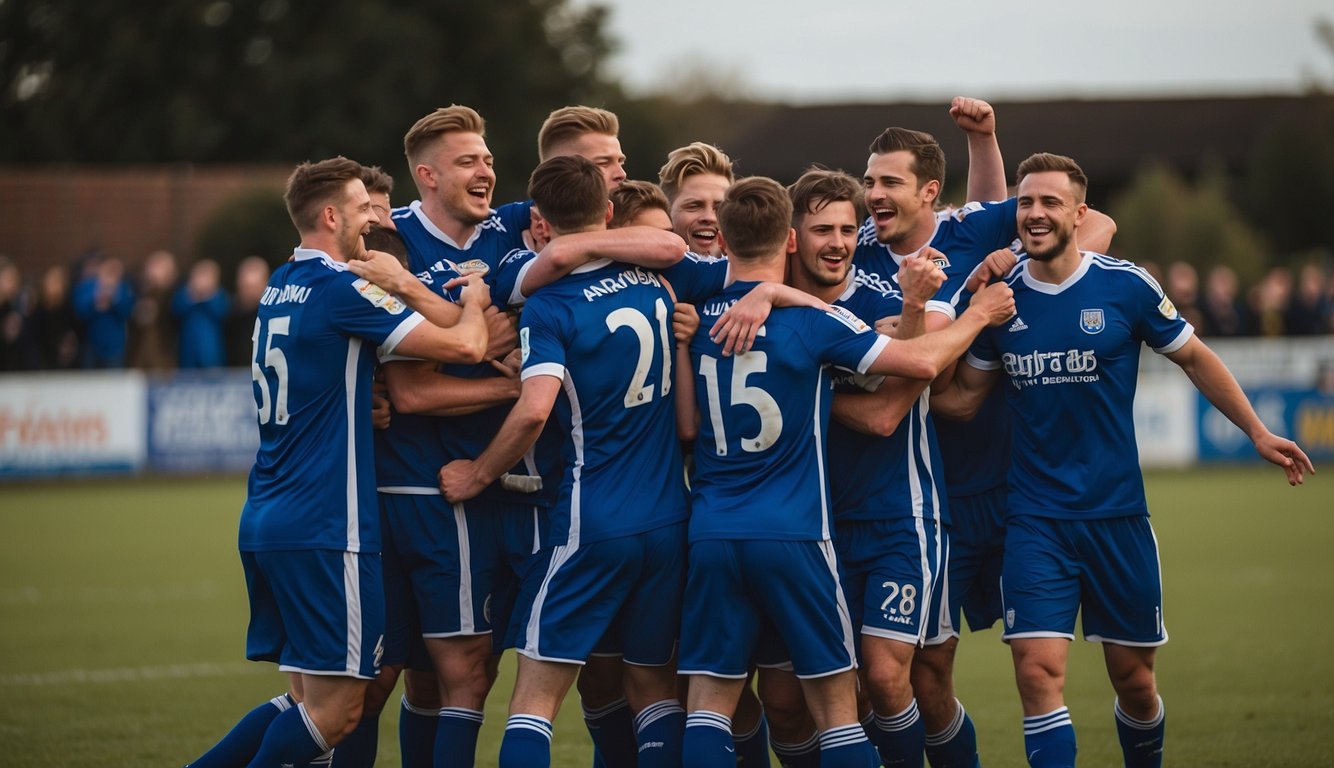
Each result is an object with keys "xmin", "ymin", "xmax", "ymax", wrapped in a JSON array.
[{"xmin": 1008, "ymin": 316, "xmax": 1029, "ymax": 333}]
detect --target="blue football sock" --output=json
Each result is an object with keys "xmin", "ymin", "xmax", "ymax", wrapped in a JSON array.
[
  {"xmin": 1114, "ymin": 696, "xmax": 1165, "ymax": 768},
  {"xmin": 1022, "ymin": 707, "xmax": 1076, "ymax": 768},
  {"xmin": 733, "ymin": 712, "xmax": 772, "ymax": 767},
  {"xmin": 434, "ymin": 707, "xmax": 485, "ymax": 768},
  {"xmin": 188, "ymin": 693, "xmax": 294, "ymax": 768},
  {"xmin": 246, "ymin": 702, "xmax": 331, "ymax": 768},
  {"xmin": 818, "ymin": 723, "xmax": 881, "ymax": 768},
  {"xmin": 924, "ymin": 698, "xmax": 980, "ymax": 768},
  {"xmin": 872, "ymin": 700, "xmax": 925, "ymax": 768},
  {"xmin": 584, "ymin": 697, "xmax": 637, "ymax": 768},
  {"xmin": 635, "ymin": 699, "xmax": 685, "ymax": 768},
  {"xmin": 684, "ymin": 710, "xmax": 737, "ymax": 768},
  {"xmin": 329, "ymin": 713, "xmax": 378, "ymax": 768},
  {"xmin": 770, "ymin": 730, "xmax": 821, "ymax": 768},
  {"xmin": 498, "ymin": 714, "xmax": 553, "ymax": 768},
  {"xmin": 397, "ymin": 696, "xmax": 438, "ymax": 768}
]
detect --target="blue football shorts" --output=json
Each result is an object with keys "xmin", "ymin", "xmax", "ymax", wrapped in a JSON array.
[
  {"xmin": 835, "ymin": 516, "xmax": 950, "ymax": 651},
  {"xmin": 242, "ymin": 548, "xmax": 384, "ymax": 679},
  {"xmin": 1001, "ymin": 515, "xmax": 1168, "ymax": 646},
  {"xmin": 946, "ymin": 486, "xmax": 1007, "ymax": 632}
]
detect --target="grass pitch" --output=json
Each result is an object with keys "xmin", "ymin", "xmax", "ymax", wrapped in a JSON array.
[{"xmin": 0, "ymin": 467, "xmax": 1330, "ymax": 766}]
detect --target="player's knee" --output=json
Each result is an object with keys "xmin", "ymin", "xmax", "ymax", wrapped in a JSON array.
[
  {"xmin": 1013, "ymin": 656, "xmax": 1065, "ymax": 698},
  {"xmin": 1108, "ymin": 666, "xmax": 1157, "ymax": 708},
  {"xmin": 576, "ymin": 660, "xmax": 626, "ymax": 706},
  {"xmin": 403, "ymin": 668, "xmax": 442, "ymax": 710},
  {"xmin": 863, "ymin": 660, "xmax": 913, "ymax": 712}
]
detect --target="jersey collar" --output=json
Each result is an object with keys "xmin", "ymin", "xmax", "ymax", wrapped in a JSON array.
[
  {"xmin": 291, "ymin": 247, "xmax": 347, "ymax": 271},
  {"xmin": 408, "ymin": 199, "xmax": 486, "ymax": 250},
  {"xmin": 1021, "ymin": 251, "xmax": 1091, "ymax": 295}
]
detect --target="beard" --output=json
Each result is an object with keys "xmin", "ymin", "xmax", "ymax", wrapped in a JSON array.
[{"xmin": 1023, "ymin": 226, "xmax": 1072, "ymax": 262}]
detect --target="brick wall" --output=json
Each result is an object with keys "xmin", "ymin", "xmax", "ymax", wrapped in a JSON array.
[{"xmin": 0, "ymin": 165, "xmax": 290, "ymax": 274}]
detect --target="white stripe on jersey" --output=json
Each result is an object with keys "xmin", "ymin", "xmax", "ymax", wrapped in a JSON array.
[
  {"xmin": 812, "ymin": 371, "xmax": 832, "ymax": 542},
  {"xmin": 343, "ymin": 551, "xmax": 362, "ymax": 675},
  {"xmin": 344, "ymin": 339, "xmax": 362, "ymax": 552},
  {"xmin": 1089, "ymin": 253, "xmax": 1165, "ymax": 296},
  {"xmin": 561, "ymin": 374, "xmax": 585, "ymax": 548},
  {"xmin": 816, "ymin": 540, "xmax": 858, "ymax": 677}
]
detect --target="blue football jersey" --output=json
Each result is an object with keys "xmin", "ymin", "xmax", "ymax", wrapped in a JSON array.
[
  {"xmin": 375, "ymin": 253, "xmax": 559, "ymax": 507},
  {"xmin": 827, "ymin": 279, "xmax": 948, "ymax": 525},
  {"xmin": 854, "ymin": 198, "xmax": 1020, "ymax": 496},
  {"xmin": 240, "ymin": 248, "xmax": 426, "ymax": 553},
  {"xmin": 391, "ymin": 199, "xmax": 533, "ymax": 281},
  {"xmin": 688, "ymin": 281, "xmax": 891, "ymax": 543},
  {"xmin": 519, "ymin": 259, "xmax": 689, "ymax": 547},
  {"xmin": 967, "ymin": 253, "xmax": 1194, "ymax": 520}
]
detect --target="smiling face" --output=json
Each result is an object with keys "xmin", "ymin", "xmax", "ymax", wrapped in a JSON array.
[
  {"xmin": 420, "ymin": 131, "xmax": 495, "ymax": 227},
  {"xmin": 670, "ymin": 172, "xmax": 731, "ymax": 256},
  {"xmin": 558, "ymin": 132, "xmax": 627, "ymax": 190},
  {"xmin": 863, "ymin": 150, "xmax": 938, "ymax": 247},
  {"xmin": 793, "ymin": 199, "xmax": 859, "ymax": 290},
  {"xmin": 1016, "ymin": 170, "xmax": 1085, "ymax": 263},
  {"xmin": 334, "ymin": 178, "xmax": 375, "ymax": 260}
]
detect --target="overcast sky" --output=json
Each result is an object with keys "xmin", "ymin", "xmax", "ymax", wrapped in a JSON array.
[{"xmin": 582, "ymin": 0, "xmax": 1333, "ymax": 104}]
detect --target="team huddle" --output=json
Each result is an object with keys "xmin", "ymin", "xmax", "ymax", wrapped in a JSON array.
[{"xmin": 187, "ymin": 101, "xmax": 1314, "ymax": 768}]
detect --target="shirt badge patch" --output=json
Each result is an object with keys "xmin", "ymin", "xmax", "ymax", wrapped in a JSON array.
[
  {"xmin": 1079, "ymin": 308, "xmax": 1105, "ymax": 334},
  {"xmin": 519, "ymin": 326, "xmax": 530, "ymax": 365},
  {"xmin": 930, "ymin": 253, "xmax": 951, "ymax": 269},
  {"xmin": 351, "ymin": 278, "xmax": 406, "ymax": 315},
  {"xmin": 455, "ymin": 259, "xmax": 490, "ymax": 276},
  {"xmin": 1158, "ymin": 295, "xmax": 1179, "ymax": 320}
]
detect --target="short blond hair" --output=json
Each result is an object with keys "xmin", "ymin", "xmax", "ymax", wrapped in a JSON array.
[
  {"xmin": 658, "ymin": 142, "xmax": 734, "ymax": 202},
  {"xmin": 403, "ymin": 105, "xmax": 485, "ymax": 167},
  {"xmin": 538, "ymin": 106, "xmax": 620, "ymax": 161}
]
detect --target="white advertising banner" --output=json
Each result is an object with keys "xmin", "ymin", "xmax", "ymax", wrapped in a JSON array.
[
  {"xmin": 1133, "ymin": 372, "xmax": 1197, "ymax": 468},
  {"xmin": 0, "ymin": 372, "xmax": 147, "ymax": 476}
]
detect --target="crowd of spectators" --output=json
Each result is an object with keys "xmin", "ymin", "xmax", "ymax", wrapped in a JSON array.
[
  {"xmin": 1, "ymin": 251, "xmax": 1331, "ymax": 375},
  {"xmin": 1146, "ymin": 260, "xmax": 1334, "ymax": 339},
  {"xmin": 0, "ymin": 250, "xmax": 271, "ymax": 373}
]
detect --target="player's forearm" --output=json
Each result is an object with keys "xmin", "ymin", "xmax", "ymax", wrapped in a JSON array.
[
  {"xmin": 1177, "ymin": 345, "xmax": 1268, "ymax": 442},
  {"xmin": 875, "ymin": 310, "xmax": 987, "ymax": 380},
  {"xmin": 522, "ymin": 227, "xmax": 687, "ymax": 296},
  {"xmin": 394, "ymin": 277, "xmax": 464, "ymax": 327},
  {"xmin": 891, "ymin": 301, "xmax": 929, "ymax": 340},
  {"xmin": 675, "ymin": 346, "xmax": 699, "ymax": 441},
  {"xmin": 832, "ymin": 381, "xmax": 923, "ymax": 437},
  {"xmin": 965, "ymin": 131, "xmax": 1006, "ymax": 203},
  {"xmin": 472, "ymin": 402, "xmax": 548, "ymax": 486},
  {"xmin": 388, "ymin": 368, "xmax": 518, "ymax": 416},
  {"xmin": 929, "ymin": 379, "xmax": 985, "ymax": 421}
]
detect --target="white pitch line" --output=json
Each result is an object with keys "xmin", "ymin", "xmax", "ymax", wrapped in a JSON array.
[{"xmin": 0, "ymin": 661, "xmax": 269, "ymax": 687}]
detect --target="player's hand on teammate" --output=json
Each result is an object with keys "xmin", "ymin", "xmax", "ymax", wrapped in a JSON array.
[
  {"xmin": 1253, "ymin": 431, "xmax": 1315, "ymax": 486},
  {"xmin": 370, "ymin": 374, "xmax": 392, "ymax": 430},
  {"xmin": 710, "ymin": 284, "xmax": 777, "ymax": 356},
  {"xmin": 347, "ymin": 248, "xmax": 412, "ymax": 294},
  {"xmin": 489, "ymin": 349, "xmax": 523, "ymax": 400},
  {"xmin": 949, "ymin": 96, "xmax": 996, "ymax": 137},
  {"xmin": 673, "ymin": 302, "xmax": 700, "ymax": 345},
  {"xmin": 439, "ymin": 459, "xmax": 487, "ymax": 503},
  {"xmin": 964, "ymin": 248, "xmax": 1019, "ymax": 294},
  {"xmin": 483, "ymin": 306, "xmax": 519, "ymax": 360},
  {"xmin": 898, "ymin": 250, "xmax": 947, "ymax": 305},
  {"xmin": 446, "ymin": 272, "xmax": 492, "ymax": 311},
  {"xmin": 967, "ymin": 281, "xmax": 1016, "ymax": 327}
]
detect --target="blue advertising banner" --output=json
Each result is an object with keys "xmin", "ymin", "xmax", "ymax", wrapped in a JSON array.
[
  {"xmin": 1197, "ymin": 387, "xmax": 1334, "ymax": 463},
  {"xmin": 147, "ymin": 369, "xmax": 258, "ymax": 473}
]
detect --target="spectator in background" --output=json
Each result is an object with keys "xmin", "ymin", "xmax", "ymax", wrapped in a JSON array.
[
  {"xmin": 0, "ymin": 256, "xmax": 25, "ymax": 371},
  {"xmin": 173, "ymin": 258, "xmax": 229, "ymax": 368},
  {"xmin": 127, "ymin": 249, "xmax": 180, "ymax": 370},
  {"xmin": 226, "ymin": 256, "xmax": 271, "ymax": 368},
  {"xmin": 73, "ymin": 254, "xmax": 135, "ymax": 368},
  {"xmin": 1198, "ymin": 264, "xmax": 1254, "ymax": 337},
  {"xmin": 1164, "ymin": 261, "xmax": 1204, "ymax": 331},
  {"xmin": 1286, "ymin": 263, "xmax": 1331, "ymax": 335},
  {"xmin": 1251, "ymin": 266, "xmax": 1294, "ymax": 337},
  {"xmin": 21, "ymin": 264, "xmax": 80, "ymax": 370}
]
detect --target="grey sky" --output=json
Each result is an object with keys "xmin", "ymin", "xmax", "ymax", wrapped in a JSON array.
[{"xmin": 584, "ymin": 0, "xmax": 1333, "ymax": 103}]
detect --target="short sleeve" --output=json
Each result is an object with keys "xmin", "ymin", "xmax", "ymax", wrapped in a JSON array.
[{"xmin": 519, "ymin": 295, "xmax": 568, "ymax": 381}]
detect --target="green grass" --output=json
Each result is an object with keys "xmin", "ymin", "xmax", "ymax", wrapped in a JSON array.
[{"xmin": 0, "ymin": 468, "xmax": 1330, "ymax": 766}]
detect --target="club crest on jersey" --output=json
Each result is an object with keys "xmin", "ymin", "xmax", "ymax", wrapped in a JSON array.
[
  {"xmin": 930, "ymin": 253, "xmax": 951, "ymax": 269},
  {"xmin": 455, "ymin": 259, "xmax": 490, "ymax": 277},
  {"xmin": 351, "ymin": 278, "xmax": 407, "ymax": 315},
  {"xmin": 1006, "ymin": 608, "xmax": 1015, "ymax": 629},
  {"xmin": 1079, "ymin": 308, "xmax": 1105, "ymax": 334},
  {"xmin": 1158, "ymin": 295, "xmax": 1179, "ymax": 320}
]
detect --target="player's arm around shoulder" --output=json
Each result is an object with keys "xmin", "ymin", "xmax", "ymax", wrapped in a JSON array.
[
  {"xmin": 1165, "ymin": 336, "xmax": 1314, "ymax": 486},
  {"xmin": 867, "ymin": 280, "xmax": 1014, "ymax": 381},
  {"xmin": 439, "ymin": 373, "xmax": 561, "ymax": 503},
  {"xmin": 390, "ymin": 272, "xmax": 490, "ymax": 365}
]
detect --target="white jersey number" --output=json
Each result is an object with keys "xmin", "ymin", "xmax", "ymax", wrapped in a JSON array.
[
  {"xmin": 251, "ymin": 316, "xmax": 291, "ymax": 425},
  {"xmin": 698, "ymin": 333, "xmax": 783, "ymax": 455},
  {"xmin": 605, "ymin": 298, "xmax": 672, "ymax": 409}
]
